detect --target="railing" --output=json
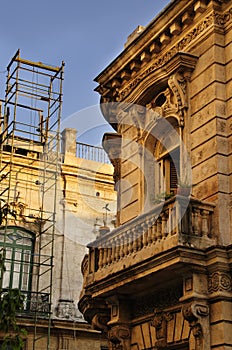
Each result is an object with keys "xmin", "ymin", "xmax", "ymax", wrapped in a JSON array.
[
  {"xmin": 88, "ymin": 196, "xmax": 215, "ymax": 272},
  {"xmin": 76, "ymin": 142, "xmax": 110, "ymax": 164},
  {"xmin": 0, "ymin": 289, "xmax": 50, "ymax": 316}
]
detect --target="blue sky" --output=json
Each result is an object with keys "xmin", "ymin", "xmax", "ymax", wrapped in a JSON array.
[{"xmin": 0, "ymin": 0, "xmax": 170, "ymax": 144}]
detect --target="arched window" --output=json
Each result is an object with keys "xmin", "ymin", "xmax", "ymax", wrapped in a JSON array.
[
  {"xmin": 154, "ymin": 117, "xmax": 180, "ymax": 196},
  {"xmin": 0, "ymin": 227, "xmax": 34, "ymax": 293},
  {"xmin": 144, "ymin": 116, "xmax": 181, "ymax": 211}
]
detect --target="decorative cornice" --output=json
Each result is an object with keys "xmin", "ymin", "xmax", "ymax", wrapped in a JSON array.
[
  {"xmin": 97, "ymin": 5, "xmax": 232, "ymax": 104},
  {"xmin": 118, "ymin": 14, "xmax": 213, "ymax": 101}
]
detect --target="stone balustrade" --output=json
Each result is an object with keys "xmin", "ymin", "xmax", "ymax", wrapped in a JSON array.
[{"xmin": 88, "ymin": 196, "xmax": 215, "ymax": 273}]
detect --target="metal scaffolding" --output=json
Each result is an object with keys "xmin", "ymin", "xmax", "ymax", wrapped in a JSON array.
[{"xmin": 0, "ymin": 49, "xmax": 64, "ymax": 349}]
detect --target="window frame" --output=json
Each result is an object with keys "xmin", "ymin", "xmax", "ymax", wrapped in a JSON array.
[{"xmin": 0, "ymin": 226, "xmax": 35, "ymax": 294}]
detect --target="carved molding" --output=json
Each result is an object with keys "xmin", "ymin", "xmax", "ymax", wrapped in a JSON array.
[
  {"xmin": 208, "ymin": 271, "xmax": 232, "ymax": 293},
  {"xmin": 108, "ymin": 324, "xmax": 130, "ymax": 350}
]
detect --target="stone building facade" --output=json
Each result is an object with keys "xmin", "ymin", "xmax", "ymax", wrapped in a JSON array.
[
  {"xmin": 79, "ymin": 1, "xmax": 232, "ymax": 349},
  {"xmin": 0, "ymin": 129, "xmax": 116, "ymax": 349}
]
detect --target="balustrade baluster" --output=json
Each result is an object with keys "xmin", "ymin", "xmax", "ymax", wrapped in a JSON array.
[
  {"xmin": 151, "ymin": 220, "xmax": 157, "ymax": 243},
  {"xmin": 137, "ymin": 226, "xmax": 142, "ymax": 251},
  {"xmin": 120, "ymin": 236, "xmax": 124, "ymax": 259},
  {"xmin": 161, "ymin": 210, "xmax": 169, "ymax": 238},
  {"xmin": 124, "ymin": 232, "xmax": 129, "ymax": 257},
  {"xmin": 103, "ymin": 245, "xmax": 108, "ymax": 267},
  {"xmin": 128, "ymin": 230, "xmax": 133, "ymax": 254},
  {"xmin": 133, "ymin": 229, "xmax": 138, "ymax": 253},
  {"xmin": 193, "ymin": 207, "xmax": 200, "ymax": 236},
  {"xmin": 170, "ymin": 206, "xmax": 176, "ymax": 235},
  {"xmin": 111, "ymin": 239, "xmax": 116, "ymax": 263},
  {"xmin": 201, "ymin": 209, "xmax": 209, "ymax": 237},
  {"xmin": 142, "ymin": 223, "xmax": 148, "ymax": 247},
  {"xmin": 115, "ymin": 238, "xmax": 120, "ymax": 261},
  {"xmin": 107, "ymin": 244, "xmax": 112, "ymax": 265},
  {"xmin": 157, "ymin": 217, "xmax": 162, "ymax": 240},
  {"xmin": 99, "ymin": 247, "xmax": 103, "ymax": 269},
  {"xmin": 147, "ymin": 220, "xmax": 153, "ymax": 245}
]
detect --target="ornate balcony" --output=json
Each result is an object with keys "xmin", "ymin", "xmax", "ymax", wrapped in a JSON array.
[{"xmin": 83, "ymin": 195, "xmax": 215, "ymax": 287}]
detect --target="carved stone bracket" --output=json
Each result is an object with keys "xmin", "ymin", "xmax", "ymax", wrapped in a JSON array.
[
  {"xmin": 182, "ymin": 302, "xmax": 209, "ymax": 350},
  {"xmin": 92, "ymin": 312, "xmax": 111, "ymax": 333},
  {"xmin": 78, "ymin": 294, "xmax": 110, "ymax": 332},
  {"xmin": 102, "ymin": 133, "xmax": 122, "ymax": 187},
  {"xmin": 167, "ymin": 71, "xmax": 189, "ymax": 126},
  {"xmin": 151, "ymin": 309, "xmax": 173, "ymax": 349},
  {"xmin": 108, "ymin": 324, "xmax": 131, "ymax": 350}
]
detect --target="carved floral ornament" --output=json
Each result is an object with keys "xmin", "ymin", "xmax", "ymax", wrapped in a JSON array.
[{"xmin": 208, "ymin": 271, "xmax": 232, "ymax": 293}]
